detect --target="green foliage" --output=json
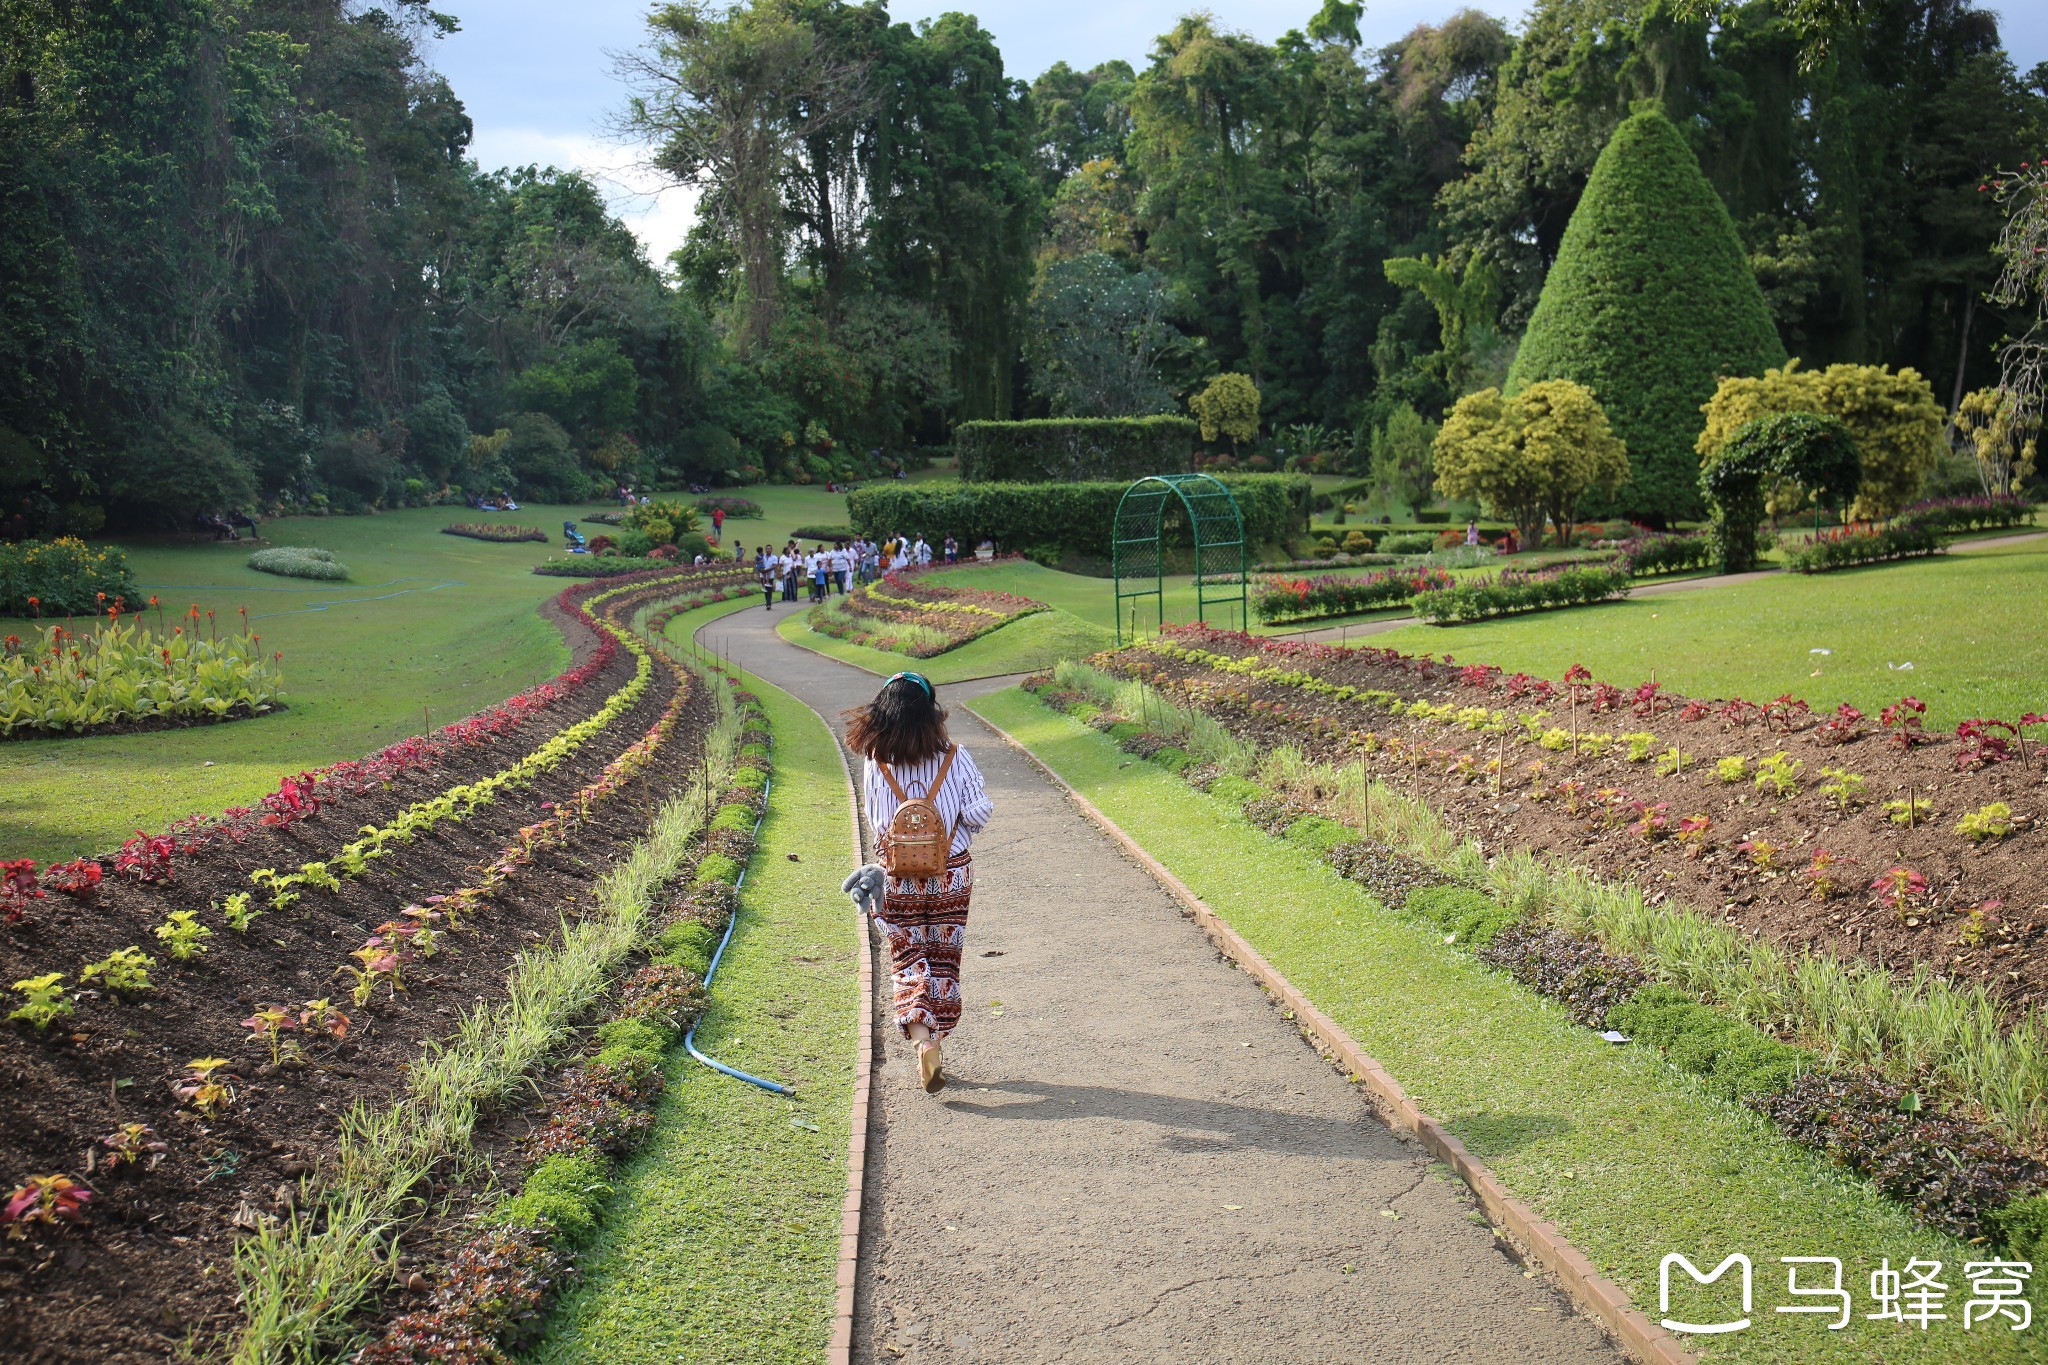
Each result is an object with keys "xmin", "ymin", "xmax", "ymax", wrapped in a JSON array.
[
  {"xmin": 1955, "ymin": 802, "xmax": 2015, "ymax": 843},
  {"xmin": 1507, "ymin": 109, "xmax": 1785, "ymax": 525},
  {"xmin": 1989, "ymin": 1194, "xmax": 2048, "ymax": 1262},
  {"xmin": 1367, "ymin": 404, "xmax": 1438, "ymax": 511},
  {"xmin": 1405, "ymin": 884, "xmax": 1518, "ymax": 948},
  {"xmin": 507, "ymin": 339, "xmax": 640, "ymax": 444},
  {"xmin": 1607, "ymin": 984, "xmax": 1808, "ymax": 1101},
  {"xmin": 7, "ymin": 973, "xmax": 71, "ymax": 1030},
  {"xmin": 501, "ymin": 413, "xmax": 586, "ymax": 503},
  {"xmin": 1780, "ymin": 521, "xmax": 1941, "ymax": 574},
  {"xmin": 954, "ymin": 417, "xmax": 1198, "ymax": 483},
  {"xmin": 248, "ymin": 547, "xmax": 349, "ymax": 581},
  {"xmin": 1024, "ymin": 254, "xmax": 1180, "ymax": 417},
  {"xmin": 1697, "ymin": 361, "xmax": 1946, "ymax": 521},
  {"xmin": 494, "ymin": 1152, "xmax": 611, "ymax": 1244},
  {"xmin": 846, "ymin": 474, "xmax": 1308, "ymax": 560},
  {"xmin": 1432, "ymin": 380, "xmax": 1628, "ymax": 547},
  {"xmin": 1189, "ymin": 373, "xmax": 1261, "ymax": 448},
  {"xmin": 0, "ymin": 539, "xmax": 139, "ymax": 616},
  {"xmin": 1699, "ymin": 412, "xmax": 1862, "ymax": 573},
  {"xmin": 1409, "ymin": 564, "xmax": 1633, "ymax": 624},
  {"xmin": 80, "ymin": 946, "xmax": 155, "ymax": 994},
  {"xmin": 1, "ymin": 613, "xmax": 284, "ymax": 737}
]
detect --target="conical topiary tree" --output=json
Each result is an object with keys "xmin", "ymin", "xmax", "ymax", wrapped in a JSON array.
[{"xmin": 1506, "ymin": 108, "xmax": 1785, "ymax": 525}]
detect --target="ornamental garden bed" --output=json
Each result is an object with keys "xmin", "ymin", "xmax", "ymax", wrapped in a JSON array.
[
  {"xmin": 1108, "ymin": 626, "xmax": 2048, "ymax": 1024},
  {"xmin": 809, "ymin": 562, "xmax": 1048, "ymax": 657},
  {"xmin": 441, "ymin": 523, "xmax": 548, "ymax": 543},
  {"xmin": 0, "ymin": 567, "xmax": 742, "ymax": 1360}
]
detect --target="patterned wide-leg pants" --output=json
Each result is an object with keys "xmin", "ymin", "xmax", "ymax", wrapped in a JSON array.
[{"xmin": 872, "ymin": 852, "xmax": 973, "ymax": 1040}]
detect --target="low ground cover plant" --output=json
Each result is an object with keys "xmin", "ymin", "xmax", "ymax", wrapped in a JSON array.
[
  {"xmin": 248, "ymin": 546, "xmax": 348, "ymax": 580},
  {"xmin": 2, "ymin": 608, "xmax": 284, "ymax": 737}
]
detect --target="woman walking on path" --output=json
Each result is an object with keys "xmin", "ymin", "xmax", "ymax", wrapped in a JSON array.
[{"xmin": 843, "ymin": 672, "xmax": 993, "ymax": 1094}]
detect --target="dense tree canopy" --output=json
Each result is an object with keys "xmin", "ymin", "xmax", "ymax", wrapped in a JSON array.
[{"xmin": 3, "ymin": 0, "xmax": 2042, "ymax": 529}]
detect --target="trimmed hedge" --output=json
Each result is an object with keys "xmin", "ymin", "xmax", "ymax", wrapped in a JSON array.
[
  {"xmin": 1612, "ymin": 532, "xmax": 1713, "ymax": 577},
  {"xmin": 955, "ymin": 416, "xmax": 1198, "ymax": 483},
  {"xmin": 1410, "ymin": 564, "xmax": 1632, "ymax": 623},
  {"xmin": 789, "ymin": 524, "xmax": 855, "ymax": 542},
  {"xmin": 846, "ymin": 474, "xmax": 1309, "ymax": 561}
]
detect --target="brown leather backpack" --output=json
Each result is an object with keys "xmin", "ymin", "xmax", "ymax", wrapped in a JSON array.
[{"xmin": 877, "ymin": 745, "xmax": 958, "ymax": 880}]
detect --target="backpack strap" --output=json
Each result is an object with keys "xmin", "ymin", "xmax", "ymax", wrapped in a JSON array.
[
  {"xmin": 923, "ymin": 744, "xmax": 958, "ymax": 802},
  {"xmin": 875, "ymin": 760, "xmax": 909, "ymax": 803}
]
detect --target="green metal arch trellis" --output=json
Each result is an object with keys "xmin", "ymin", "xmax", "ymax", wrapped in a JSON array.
[{"xmin": 1112, "ymin": 473, "xmax": 1246, "ymax": 644}]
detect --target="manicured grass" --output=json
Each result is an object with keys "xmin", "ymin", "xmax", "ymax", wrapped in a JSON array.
[
  {"xmin": 922, "ymin": 558, "xmax": 1264, "ymax": 635},
  {"xmin": 531, "ymin": 656, "xmax": 859, "ymax": 1364},
  {"xmin": 774, "ymin": 603, "xmax": 1114, "ymax": 682},
  {"xmin": 969, "ymin": 687, "xmax": 2041, "ymax": 1363},
  {"xmin": 1364, "ymin": 534, "xmax": 2048, "ymax": 725},
  {"xmin": 0, "ymin": 506, "xmax": 607, "ymax": 861}
]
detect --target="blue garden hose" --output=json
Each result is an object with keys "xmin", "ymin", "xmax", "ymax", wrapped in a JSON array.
[{"xmin": 681, "ymin": 750, "xmax": 794, "ymax": 1095}]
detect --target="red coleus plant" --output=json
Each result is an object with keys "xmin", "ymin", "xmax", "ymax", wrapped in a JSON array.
[
  {"xmin": 39, "ymin": 859, "xmax": 101, "ymax": 899},
  {"xmin": 1880, "ymin": 696, "xmax": 1930, "ymax": 748},
  {"xmin": 1814, "ymin": 703, "xmax": 1865, "ymax": 746},
  {"xmin": 113, "ymin": 832, "xmax": 176, "ymax": 883},
  {"xmin": 1954, "ymin": 719, "xmax": 2017, "ymax": 771},
  {"xmin": 0, "ymin": 859, "xmax": 43, "ymax": 924},
  {"xmin": 1870, "ymin": 866, "xmax": 1931, "ymax": 917},
  {"xmin": 2, "ymin": 1174, "xmax": 93, "ymax": 1238}
]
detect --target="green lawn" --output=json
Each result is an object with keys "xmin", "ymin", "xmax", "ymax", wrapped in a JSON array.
[
  {"xmin": 0, "ymin": 505, "xmax": 613, "ymax": 861},
  {"xmin": 774, "ymin": 603, "xmax": 1113, "ymax": 682},
  {"xmin": 531, "ymin": 652, "xmax": 858, "ymax": 1364},
  {"xmin": 971, "ymin": 688, "xmax": 2044, "ymax": 1364},
  {"xmin": 1365, "ymin": 534, "xmax": 2048, "ymax": 725}
]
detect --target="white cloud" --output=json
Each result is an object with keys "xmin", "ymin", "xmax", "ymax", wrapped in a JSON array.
[{"xmin": 468, "ymin": 127, "xmax": 701, "ymax": 271}]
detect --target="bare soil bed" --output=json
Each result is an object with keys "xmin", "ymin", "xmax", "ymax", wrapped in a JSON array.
[
  {"xmin": 0, "ymin": 574, "xmax": 723, "ymax": 1362},
  {"xmin": 1106, "ymin": 629, "xmax": 2048, "ymax": 1009}
]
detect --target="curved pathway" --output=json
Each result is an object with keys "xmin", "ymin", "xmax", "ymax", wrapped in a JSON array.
[{"xmin": 694, "ymin": 604, "xmax": 1619, "ymax": 1363}]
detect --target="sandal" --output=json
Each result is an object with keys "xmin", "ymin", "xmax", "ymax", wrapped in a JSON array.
[{"xmin": 918, "ymin": 1041, "xmax": 946, "ymax": 1094}]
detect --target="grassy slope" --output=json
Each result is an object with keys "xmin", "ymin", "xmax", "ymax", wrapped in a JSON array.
[
  {"xmin": 1364, "ymin": 534, "xmax": 2048, "ymax": 726},
  {"xmin": 774, "ymin": 604, "xmax": 1113, "ymax": 682},
  {"xmin": 0, "ymin": 506, "xmax": 611, "ymax": 861},
  {"xmin": 970, "ymin": 687, "xmax": 2041, "ymax": 1364},
  {"xmin": 530, "ymin": 646, "xmax": 859, "ymax": 1364}
]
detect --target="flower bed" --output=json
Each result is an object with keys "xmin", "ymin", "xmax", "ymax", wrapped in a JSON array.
[
  {"xmin": 0, "ymin": 570, "xmax": 739, "ymax": 1358},
  {"xmin": 1250, "ymin": 567, "xmax": 1452, "ymax": 624},
  {"xmin": 248, "ymin": 546, "xmax": 349, "ymax": 580},
  {"xmin": 808, "ymin": 564, "xmax": 1047, "ymax": 657},
  {"xmin": 536, "ymin": 555, "xmax": 747, "ymax": 579},
  {"xmin": 1021, "ymin": 652, "xmax": 2048, "ymax": 1251},
  {"xmin": 1610, "ymin": 531, "xmax": 1713, "ymax": 577},
  {"xmin": 1781, "ymin": 520, "xmax": 1942, "ymax": 573},
  {"xmin": 1408, "ymin": 563, "xmax": 1632, "ymax": 623},
  {"xmin": 442, "ymin": 523, "xmax": 547, "ymax": 543},
  {"xmin": 1894, "ymin": 493, "xmax": 2036, "ymax": 535},
  {"xmin": 2, "ymin": 605, "xmax": 283, "ymax": 737}
]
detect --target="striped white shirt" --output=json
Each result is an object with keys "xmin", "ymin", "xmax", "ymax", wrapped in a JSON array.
[{"xmin": 863, "ymin": 745, "xmax": 993, "ymax": 857}]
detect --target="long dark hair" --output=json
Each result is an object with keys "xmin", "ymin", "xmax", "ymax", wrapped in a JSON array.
[{"xmin": 843, "ymin": 673, "xmax": 950, "ymax": 765}]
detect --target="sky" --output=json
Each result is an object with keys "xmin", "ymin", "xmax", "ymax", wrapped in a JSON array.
[{"xmin": 430, "ymin": 0, "xmax": 2048, "ymax": 268}]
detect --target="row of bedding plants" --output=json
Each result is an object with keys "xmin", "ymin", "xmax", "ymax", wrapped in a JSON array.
[
  {"xmin": 1250, "ymin": 566, "xmax": 1452, "ymax": 624},
  {"xmin": 348, "ymin": 675, "xmax": 769, "ymax": 1363},
  {"xmin": 1407, "ymin": 562, "xmax": 1633, "ymax": 623},
  {"xmin": 0, "ymin": 572, "xmax": 739, "ymax": 1360},
  {"xmin": 1105, "ymin": 625, "xmax": 2048, "ymax": 1135},
  {"xmin": 1017, "ymin": 658, "xmax": 2048, "ymax": 1268},
  {"xmin": 809, "ymin": 562, "xmax": 1049, "ymax": 657},
  {"xmin": 441, "ymin": 523, "xmax": 547, "ymax": 543}
]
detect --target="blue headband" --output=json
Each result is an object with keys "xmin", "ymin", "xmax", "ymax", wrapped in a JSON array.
[{"xmin": 886, "ymin": 671, "xmax": 934, "ymax": 699}]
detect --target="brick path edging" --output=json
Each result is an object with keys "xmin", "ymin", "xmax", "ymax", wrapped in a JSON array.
[
  {"xmin": 971, "ymin": 707, "xmax": 1698, "ymax": 1365},
  {"xmin": 810, "ymin": 694, "xmax": 871, "ymax": 1365}
]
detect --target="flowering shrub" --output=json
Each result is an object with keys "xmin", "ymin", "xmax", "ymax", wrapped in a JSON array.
[
  {"xmin": 1781, "ymin": 521, "xmax": 1940, "ymax": 573},
  {"xmin": 1250, "ymin": 567, "xmax": 1452, "ymax": 624},
  {"xmin": 0, "ymin": 538, "xmax": 137, "ymax": 616},
  {"xmin": 441, "ymin": 523, "xmax": 547, "ymax": 543},
  {"xmin": 693, "ymin": 496, "xmax": 762, "ymax": 518},
  {"xmin": 1, "ymin": 609, "xmax": 284, "ymax": 735},
  {"xmin": 1892, "ymin": 494, "xmax": 2034, "ymax": 535},
  {"xmin": 1611, "ymin": 531, "xmax": 1713, "ymax": 577}
]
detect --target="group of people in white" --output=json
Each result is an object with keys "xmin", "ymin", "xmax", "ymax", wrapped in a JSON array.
[{"xmin": 753, "ymin": 534, "xmax": 962, "ymax": 608}]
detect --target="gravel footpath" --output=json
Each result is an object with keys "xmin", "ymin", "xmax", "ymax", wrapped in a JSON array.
[{"xmin": 693, "ymin": 603, "xmax": 1621, "ymax": 1364}]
